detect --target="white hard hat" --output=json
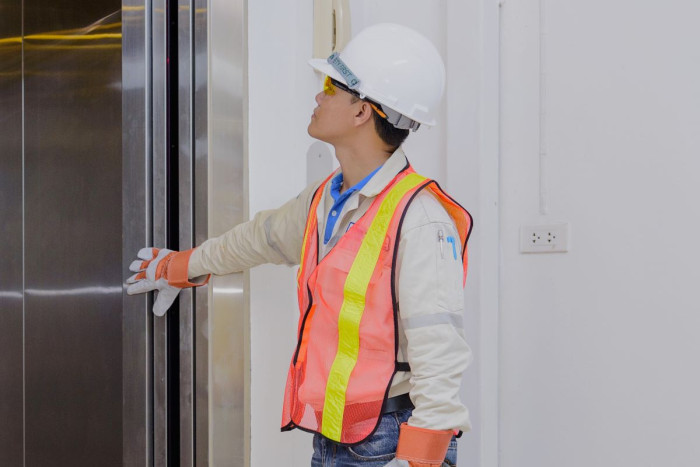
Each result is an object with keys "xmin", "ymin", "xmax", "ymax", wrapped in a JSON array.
[{"xmin": 309, "ymin": 23, "xmax": 446, "ymax": 129}]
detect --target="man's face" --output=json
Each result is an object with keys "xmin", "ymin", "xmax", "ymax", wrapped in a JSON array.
[{"xmin": 307, "ymin": 77, "xmax": 360, "ymax": 144}]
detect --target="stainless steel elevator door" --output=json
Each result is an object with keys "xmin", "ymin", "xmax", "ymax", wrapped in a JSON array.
[
  {"xmin": 0, "ymin": 0, "xmax": 124, "ymax": 464},
  {"xmin": 0, "ymin": 0, "xmax": 24, "ymax": 464}
]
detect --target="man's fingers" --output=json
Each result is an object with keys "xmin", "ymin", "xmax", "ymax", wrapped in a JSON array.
[
  {"xmin": 152, "ymin": 287, "xmax": 180, "ymax": 316},
  {"xmin": 126, "ymin": 272, "xmax": 147, "ymax": 284},
  {"xmin": 137, "ymin": 247, "xmax": 159, "ymax": 261},
  {"xmin": 126, "ymin": 278, "xmax": 155, "ymax": 295},
  {"xmin": 129, "ymin": 259, "xmax": 150, "ymax": 272},
  {"xmin": 127, "ymin": 247, "xmax": 179, "ymax": 314}
]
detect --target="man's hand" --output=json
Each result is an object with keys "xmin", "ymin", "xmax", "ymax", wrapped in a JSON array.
[
  {"xmin": 127, "ymin": 248, "xmax": 180, "ymax": 316},
  {"xmin": 126, "ymin": 247, "xmax": 208, "ymax": 316}
]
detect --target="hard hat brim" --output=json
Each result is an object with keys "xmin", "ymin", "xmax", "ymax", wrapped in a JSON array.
[{"xmin": 308, "ymin": 58, "xmax": 347, "ymax": 86}]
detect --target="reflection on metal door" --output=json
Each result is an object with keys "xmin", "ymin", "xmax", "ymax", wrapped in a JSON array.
[
  {"xmin": 0, "ymin": 0, "xmax": 25, "ymax": 464},
  {"xmin": 0, "ymin": 0, "xmax": 123, "ymax": 465}
]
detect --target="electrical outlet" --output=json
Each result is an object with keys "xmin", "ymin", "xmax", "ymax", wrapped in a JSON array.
[{"xmin": 520, "ymin": 223, "xmax": 570, "ymax": 253}]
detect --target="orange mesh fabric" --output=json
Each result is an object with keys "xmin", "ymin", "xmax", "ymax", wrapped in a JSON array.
[
  {"xmin": 425, "ymin": 184, "xmax": 473, "ymax": 285},
  {"xmin": 281, "ymin": 167, "xmax": 472, "ymax": 445}
]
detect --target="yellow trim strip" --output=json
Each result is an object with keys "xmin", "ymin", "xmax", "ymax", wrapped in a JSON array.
[
  {"xmin": 298, "ymin": 179, "xmax": 328, "ymax": 282},
  {"xmin": 321, "ymin": 172, "xmax": 426, "ymax": 441},
  {"xmin": 297, "ymin": 214, "xmax": 315, "ymax": 281}
]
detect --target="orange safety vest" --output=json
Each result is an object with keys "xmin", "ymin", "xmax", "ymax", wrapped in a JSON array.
[{"xmin": 280, "ymin": 165, "xmax": 473, "ymax": 445}]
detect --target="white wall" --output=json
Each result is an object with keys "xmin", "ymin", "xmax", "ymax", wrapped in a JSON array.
[
  {"xmin": 446, "ymin": 1, "xmax": 500, "ymax": 465},
  {"xmin": 499, "ymin": 1, "xmax": 700, "ymax": 466},
  {"xmin": 247, "ymin": 1, "xmax": 317, "ymax": 464}
]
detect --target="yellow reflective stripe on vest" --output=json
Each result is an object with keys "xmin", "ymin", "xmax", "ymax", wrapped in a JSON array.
[{"xmin": 321, "ymin": 172, "xmax": 427, "ymax": 441}]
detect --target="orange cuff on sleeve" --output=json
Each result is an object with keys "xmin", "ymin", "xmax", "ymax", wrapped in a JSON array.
[
  {"xmin": 167, "ymin": 248, "xmax": 211, "ymax": 288},
  {"xmin": 395, "ymin": 423, "xmax": 453, "ymax": 466}
]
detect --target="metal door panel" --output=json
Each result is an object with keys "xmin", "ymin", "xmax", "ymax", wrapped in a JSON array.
[
  {"xmin": 177, "ymin": 0, "xmax": 196, "ymax": 463},
  {"xmin": 0, "ymin": 0, "xmax": 24, "ymax": 464},
  {"xmin": 122, "ymin": 0, "xmax": 152, "ymax": 466},
  {"xmin": 22, "ymin": 3, "xmax": 123, "ymax": 466},
  {"xmin": 1, "ymin": 0, "xmax": 249, "ymax": 463},
  {"xmin": 193, "ymin": 2, "xmax": 210, "ymax": 464},
  {"xmin": 208, "ymin": 0, "xmax": 248, "ymax": 464},
  {"xmin": 151, "ymin": 0, "xmax": 169, "ymax": 463}
]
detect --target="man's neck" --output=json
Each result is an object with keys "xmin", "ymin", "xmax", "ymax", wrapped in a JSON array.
[{"xmin": 334, "ymin": 145, "xmax": 393, "ymax": 193}]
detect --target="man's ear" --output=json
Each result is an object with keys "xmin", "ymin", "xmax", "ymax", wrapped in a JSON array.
[{"xmin": 353, "ymin": 101, "xmax": 374, "ymax": 127}]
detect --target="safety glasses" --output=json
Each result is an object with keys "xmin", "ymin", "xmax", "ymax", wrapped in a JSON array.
[
  {"xmin": 322, "ymin": 75, "xmax": 339, "ymax": 96},
  {"xmin": 322, "ymin": 76, "xmax": 387, "ymax": 118},
  {"xmin": 323, "ymin": 75, "xmax": 358, "ymax": 97}
]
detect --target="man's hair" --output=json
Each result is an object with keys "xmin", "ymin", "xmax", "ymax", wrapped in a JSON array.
[
  {"xmin": 372, "ymin": 109, "xmax": 410, "ymax": 151},
  {"xmin": 351, "ymin": 95, "xmax": 409, "ymax": 151}
]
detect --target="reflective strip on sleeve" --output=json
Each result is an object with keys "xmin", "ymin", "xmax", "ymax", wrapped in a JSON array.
[
  {"xmin": 401, "ymin": 311, "xmax": 464, "ymax": 331},
  {"xmin": 321, "ymin": 172, "xmax": 427, "ymax": 441}
]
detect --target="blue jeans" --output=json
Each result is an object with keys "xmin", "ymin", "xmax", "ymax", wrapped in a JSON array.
[{"xmin": 311, "ymin": 409, "xmax": 458, "ymax": 466}]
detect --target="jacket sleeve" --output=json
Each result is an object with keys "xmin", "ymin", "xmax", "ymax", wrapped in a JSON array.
[
  {"xmin": 396, "ymin": 191, "xmax": 473, "ymax": 432},
  {"xmin": 187, "ymin": 180, "xmax": 321, "ymax": 278}
]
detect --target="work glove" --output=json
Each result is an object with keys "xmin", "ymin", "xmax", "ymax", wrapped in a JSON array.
[
  {"xmin": 383, "ymin": 424, "xmax": 454, "ymax": 467},
  {"xmin": 126, "ymin": 247, "xmax": 209, "ymax": 316},
  {"xmin": 383, "ymin": 461, "xmax": 452, "ymax": 467}
]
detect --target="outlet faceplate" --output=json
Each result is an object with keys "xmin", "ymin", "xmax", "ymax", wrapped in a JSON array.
[{"xmin": 520, "ymin": 223, "xmax": 570, "ymax": 253}]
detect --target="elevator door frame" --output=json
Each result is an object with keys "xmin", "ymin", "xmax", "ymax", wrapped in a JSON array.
[{"xmin": 122, "ymin": 0, "xmax": 248, "ymax": 465}]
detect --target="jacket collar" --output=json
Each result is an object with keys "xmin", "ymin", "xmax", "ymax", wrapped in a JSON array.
[
  {"xmin": 357, "ymin": 147, "xmax": 409, "ymax": 198},
  {"xmin": 320, "ymin": 147, "xmax": 409, "ymax": 217}
]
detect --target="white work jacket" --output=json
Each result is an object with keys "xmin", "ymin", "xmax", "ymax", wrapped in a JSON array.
[{"xmin": 188, "ymin": 147, "xmax": 473, "ymax": 432}]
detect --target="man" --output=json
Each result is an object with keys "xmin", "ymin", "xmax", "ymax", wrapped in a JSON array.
[{"xmin": 127, "ymin": 23, "xmax": 473, "ymax": 467}]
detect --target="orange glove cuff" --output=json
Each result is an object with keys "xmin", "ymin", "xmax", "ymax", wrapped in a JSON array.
[
  {"xmin": 167, "ymin": 248, "xmax": 211, "ymax": 288},
  {"xmin": 395, "ymin": 423, "xmax": 453, "ymax": 466}
]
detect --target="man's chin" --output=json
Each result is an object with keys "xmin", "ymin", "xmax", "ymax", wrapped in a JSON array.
[{"xmin": 307, "ymin": 126, "xmax": 328, "ymax": 143}]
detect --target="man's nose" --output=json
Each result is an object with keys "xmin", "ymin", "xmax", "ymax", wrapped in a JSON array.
[{"xmin": 315, "ymin": 91, "xmax": 325, "ymax": 105}]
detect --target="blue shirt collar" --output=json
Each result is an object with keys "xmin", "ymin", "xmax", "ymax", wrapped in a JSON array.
[{"xmin": 330, "ymin": 164, "xmax": 383, "ymax": 203}]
